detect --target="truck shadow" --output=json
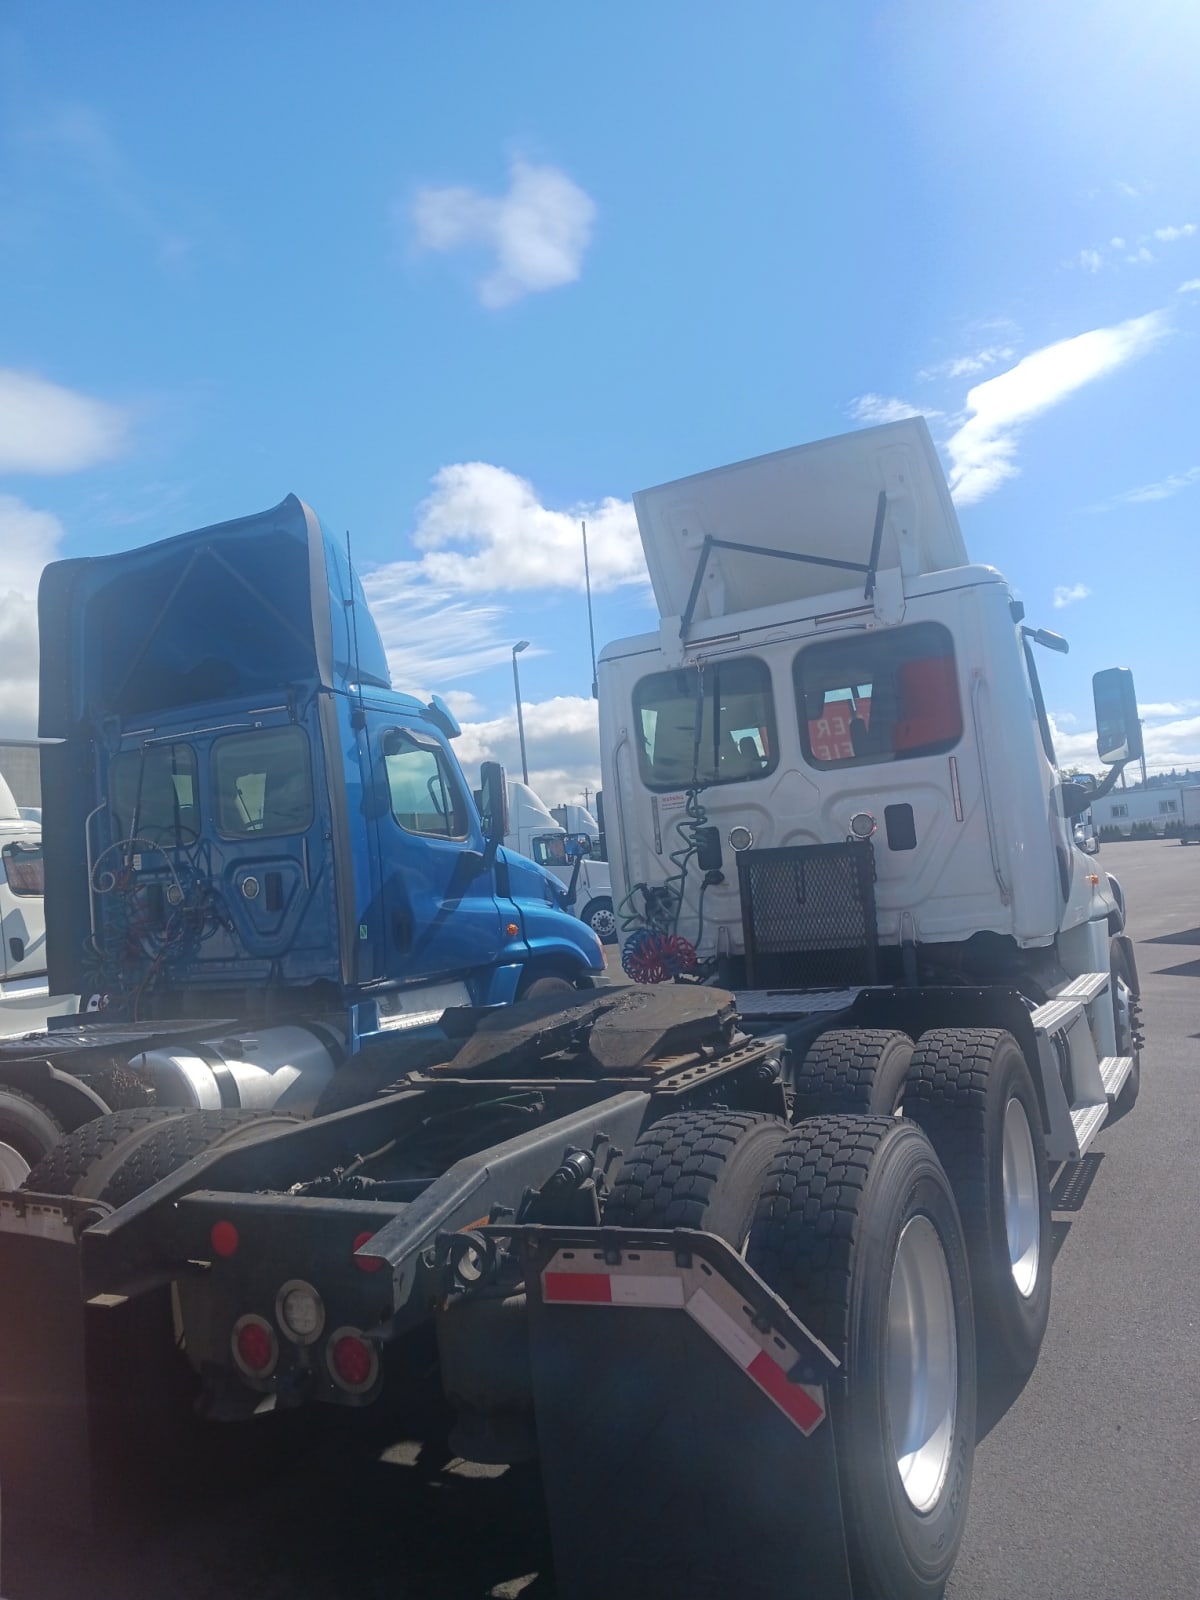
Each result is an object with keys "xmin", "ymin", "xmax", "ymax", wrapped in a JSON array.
[
  {"xmin": 5, "ymin": 1405, "xmax": 556, "ymax": 1600},
  {"xmin": 975, "ymin": 1153, "xmax": 1104, "ymax": 1442}
]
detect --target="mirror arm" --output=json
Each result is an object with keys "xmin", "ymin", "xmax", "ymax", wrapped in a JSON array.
[{"xmin": 1073, "ymin": 759, "xmax": 1131, "ymax": 813}]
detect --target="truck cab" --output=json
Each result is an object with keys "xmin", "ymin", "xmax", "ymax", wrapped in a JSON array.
[{"xmin": 37, "ymin": 496, "xmax": 602, "ymax": 1033}]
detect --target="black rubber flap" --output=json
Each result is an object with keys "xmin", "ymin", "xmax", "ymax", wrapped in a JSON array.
[{"xmin": 520, "ymin": 1227, "xmax": 852, "ymax": 1600}]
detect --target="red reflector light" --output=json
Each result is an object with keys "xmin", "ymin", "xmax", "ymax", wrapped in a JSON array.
[
  {"xmin": 232, "ymin": 1315, "xmax": 277, "ymax": 1376},
  {"xmin": 352, "ymin": 1230, "xmax": 386, "ymax": 1273},
  {"xmin": 329, "ymin": 1332, "xmax": 376, "ymax": 1390},
  {"xmin": 210, "ymin": 1220, "xmax": 239, "ymax": 1258}
]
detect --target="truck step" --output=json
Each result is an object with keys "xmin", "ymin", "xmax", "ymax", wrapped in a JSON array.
[
  {"xmin": 1069, "ymin": 1101, "xmax": 1109, "ymax": 1160},
  {"xmin": 1029, "ymin": 996, "xmax": 1084, "ymax": 1035},
  {"xmin": 1057, "ymin": 972, "xmax": 1111, "ymax": 1006},
  {"xmin": 1098, "ymin": 1055, "xmax": 1135, "ymax": 1101}
]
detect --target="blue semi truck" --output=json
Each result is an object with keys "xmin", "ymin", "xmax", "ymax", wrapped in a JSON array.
[{"xmin": 0, "ymin": 495, "xmax": 603, "ymax": 1181}]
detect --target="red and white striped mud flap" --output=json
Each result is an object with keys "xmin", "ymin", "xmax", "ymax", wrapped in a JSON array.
[{"xmin": 502, "ymin": 1224, "xmax": 853, "ymax": 1600}]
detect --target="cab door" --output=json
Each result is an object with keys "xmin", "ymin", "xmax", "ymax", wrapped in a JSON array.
[{"xmin": 369, "ymin": 720, "xmax": 506, "ymax": 984}]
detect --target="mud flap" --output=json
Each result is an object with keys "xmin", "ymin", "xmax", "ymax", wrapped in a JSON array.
[
  {"xmin": 0, "ymin": 1193, "xmax": 192, "ymax": 1533},
  {"xmin": 513, "ymin": 1226, "xmax": 853, "ymax": 1600},
  {"xmin": 0, "ymin": 1197, "xmax": 96, "ymax": 1530}
]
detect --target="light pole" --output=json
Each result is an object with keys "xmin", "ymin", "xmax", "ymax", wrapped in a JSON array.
[{"xmin": 511, "ymin": 640, "xmax": 530, "ymax": 784}]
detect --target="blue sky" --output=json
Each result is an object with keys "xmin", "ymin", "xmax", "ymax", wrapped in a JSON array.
[{"xmin": 2, "ymin": 0, "xmax": 1198, "ymax": 800}]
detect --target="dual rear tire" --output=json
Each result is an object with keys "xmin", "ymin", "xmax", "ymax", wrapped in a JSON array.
[{"xmin": 606, "ymin": 1106, "xmax": 975, "ymax": 1600}]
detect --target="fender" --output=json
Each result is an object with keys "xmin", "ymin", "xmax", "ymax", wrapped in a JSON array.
[{"xmin": 0, "ymin": 1061, "xmax": 112, "ymax": 1131}]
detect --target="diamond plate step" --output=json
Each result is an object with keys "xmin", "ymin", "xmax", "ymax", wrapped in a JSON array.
[
  {"xmin": 1069, "ymin": 1101, "xmax": 1109, "ymax": 1160},
  {"xmin": 1030, "ymin": 997, "xmax": 1084, "ymax": 1034},
  {"xmin": 1058, "ymin": 972, "xmax": 1110, "ymax": 1005},
  {"xmin": 1098, "ymin": 1054, "xmax": 1134, "ymax": 1101}
]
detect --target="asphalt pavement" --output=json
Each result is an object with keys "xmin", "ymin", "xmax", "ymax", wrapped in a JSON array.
[{"xmin": 3, "ymin": 839, "xmax": 1198, "ymax": 1600}]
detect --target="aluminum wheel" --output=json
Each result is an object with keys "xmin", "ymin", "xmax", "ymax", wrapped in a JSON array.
[
  {"xmin": 1002, "ymin": 1096, "xmax": 1041, "ymax": 1298},
  {"xmin": 887, "ymin": 1213, "xmax": 958, "ymax": 1513},
  {"xmin": 0, "ymin": 1139, "xmax": 31, "ymax": 1189},
  {"xmin": 588, "ymin": 905, "xmax": 617, "ymax": 941}
]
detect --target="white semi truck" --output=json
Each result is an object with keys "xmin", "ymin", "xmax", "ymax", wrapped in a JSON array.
[{"xmin": 506, "ymin": 780, "xmax": 616, "ymax": 941}]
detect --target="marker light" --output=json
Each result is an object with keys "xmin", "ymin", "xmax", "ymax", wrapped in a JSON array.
[
  {"xmin": 210, "ymin": 1220, "xmax": 239, "ymax": 1258},
  {"xmin": 352, "ymin": 1230, "xmax": 387, "ymax": 1273},
  {"xmin": 276, "ymin": 1279, "xmax": 325, "ymax": 1344}
]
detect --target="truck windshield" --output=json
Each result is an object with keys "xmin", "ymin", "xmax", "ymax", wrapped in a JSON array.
[
  {"xmin": 794, "ymin": 622, "xmax": 962, "ymax": 768},
  {"xmin": 634, "ymin": 657, "xmax": 777, "ymax": 791},
  {"xmin": 212, "ymin": 726, "xmax": 314, "ymax": 838},
  {"xmin": 110, "ymin": 744, "xmax": 201, "ymax": 844}
]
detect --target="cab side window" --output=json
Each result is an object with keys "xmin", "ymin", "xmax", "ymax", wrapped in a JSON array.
[{"xmin": 384, "ymin": 732, "xmax": 467, "ymax": 839}]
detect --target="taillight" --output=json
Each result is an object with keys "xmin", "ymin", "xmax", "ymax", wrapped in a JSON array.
[
  {"xmin": 231, "ymin": 1314, "xmax": 278, "ymax": 1377},
  {"xmin": 275, "ymin": 1279, "xmax": 325, "ymax": 1344},
  {"xmin": 352, "ymin": 1230, "xmax": 386, "ymax": 1273},
  {"xmin": 326, "ymin": 1327, "xmax": 379, "ymax": 1393}
]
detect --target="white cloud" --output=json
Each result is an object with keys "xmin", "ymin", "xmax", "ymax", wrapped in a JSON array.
[
  {"xmin": 0, "ymin": 370, "xmax": 128, "ymax": 473},
  {"xmin": 1052, "ymin": 582, "xmax": 1091, "ymax": 609},
  {"xmin": 0, "ymin": 497, "xmax": 64, "ymax": 736},
  {"xmin": 1177, "ymin": 278, "xmax": 1200, "ymax": 294},
  {"xmin": 385, "ymin": 462, "xmax": 647, "ymax": 595},
  {"xmin": 361, "ymin": 571, "xmax": 516, "ymax": 695},
  {"xmin": 1116, "ymin": 181, "xmax": 1139, "ymax": 198},
  {"xmin": 1078, "ymin": 248, "xmax": 1104, "ymax": 273},
  {"xmin": 412, "ymin": 159, "xmax": 596, "ymax": 308},
  {"xmin": 1139, "ymin": 701, "xmax": 1200, "ymax": 719},
  {"xmin": 918, "ymin": 347, "xmax": 1015, "ymax": 382},
  {"xmin": 1049, "ymin": 708, "xmax": 1200, "ymax": 777},
  {"xmin": 455, "ymin": 694, "xmax": 601, "ymax": 806},
  {"xmin": 1125, "ymin": 246, "xmax": 1155, "ymax": 264},
  {"xmin": 440, "ymin": 689, "xmax": 483, "ymax": 719},
  {"xmin": 945, "ymin": 309, "xmax": 1170, "ymax": 504},
  {"xmin": 1110, "ymin": 237, "xmax": 1126, "ymax": 250},
  {"xmin": 1152, "ymin": 223, "xmax": 1196, "ymax": 243},
  {"xmin": 848, "ymin": 394, "xmax": 934, "ymax": 425},
  {"xmin": 1115, "ymin": 465, "xmax": 1200, "ymax": 504}
]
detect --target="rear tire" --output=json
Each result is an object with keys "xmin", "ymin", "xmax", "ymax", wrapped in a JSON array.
[
  {"xmin": 604, "ymin": 1109, "xmax": 788, "ymax": 1245},
  {"xmin": 0, "ymin": 1086, "xmax": 64, "ymax": 1188},
  {"xmin": 748, "ymin": 1116, "xmax": 975, "ymax": 1600},
  {"xmin": 791, "ymin": 1029, "xmax": 913, "ymax": 1119},
  {"xmin": 25, "ymin": 1106, "xmax": 301, "ymax": 1207},
  {"xmin": 904, "ymin": 1028, "xmax": 1052, "ymax": 1383}
]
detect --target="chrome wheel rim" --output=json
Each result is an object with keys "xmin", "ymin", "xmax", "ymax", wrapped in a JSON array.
[
  {"xmin": 590, "ymin": 907, "xmax": 617, "ymax": 940},
  {"xmin": 1002, "ymin": 1096, "xmax": 1041, "ymax": 1299},
  {"xmin": 887, "ymin": 1214, "xmax": 958, "ymax": 1513},
  {"xmin": 0, "ymin": 1139, "xmax": 31, "ymax": 1189}
]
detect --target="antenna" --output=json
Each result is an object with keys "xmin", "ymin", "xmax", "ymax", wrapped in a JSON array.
[
  {"xmin": 345, "ymin": 530, "xmax": 366, "ymax": 727},
  {"xmin": 582, "ymin": 519, "xmax": 599, "ymax": 699}
]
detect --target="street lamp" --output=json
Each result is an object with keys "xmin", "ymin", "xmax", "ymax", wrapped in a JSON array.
[{"xmin": 511, "ymin": 640, "xmax": 530, "ymax": 784}]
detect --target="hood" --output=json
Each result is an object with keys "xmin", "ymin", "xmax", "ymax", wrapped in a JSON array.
[
  {"xmin": 39, "ymin": 495, "xmax": 391, "ymax": 734},
  {"xmin": 632, "ymin": 417, "xmax": 968, "ymax": 625}
]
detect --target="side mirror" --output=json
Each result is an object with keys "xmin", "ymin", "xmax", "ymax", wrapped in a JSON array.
[
  {"xmin": 564, "ymin": 832, "xmax": 592, "ymax": 860},
  {"xmin": 479, "ymin": 761, "xmax": 509, "ymax": 845},
  {"xmin": 1093, "ymin": 668, "xmax": 1142, "ymax": 765}
]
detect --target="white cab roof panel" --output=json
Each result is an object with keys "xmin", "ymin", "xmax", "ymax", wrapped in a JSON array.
[{"xmin": 633, "ymin": 417, "xmax": 967, "ymax": 623}]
